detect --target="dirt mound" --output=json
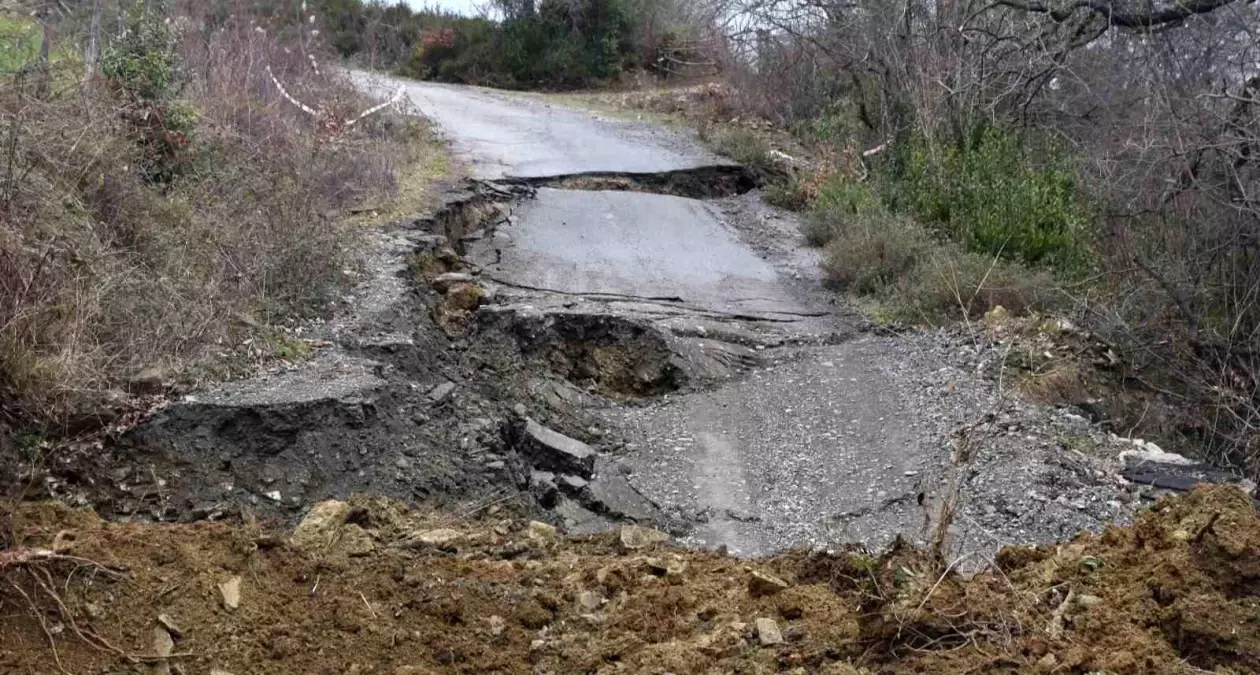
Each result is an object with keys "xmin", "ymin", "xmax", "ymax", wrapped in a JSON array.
[{"xmin": 2, "ymin": 487, "xmax": 1257, "ymax": 674}]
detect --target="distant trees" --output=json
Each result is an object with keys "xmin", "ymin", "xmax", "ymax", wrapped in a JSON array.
[{"xmin": 309, "ymin": 0, "xmax": 713, "ymax": 88}]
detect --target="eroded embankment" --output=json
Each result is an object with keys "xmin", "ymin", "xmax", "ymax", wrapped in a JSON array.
[{"xmin": 1, "ymin": 487, "xmax": 1257, "ymax": 675}]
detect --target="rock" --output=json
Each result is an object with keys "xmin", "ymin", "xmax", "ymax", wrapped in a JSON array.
[
  {"xmin": 560, "ymin": 475, "xmax": 589, "ymax": 491},
  {"xmin": 428, "ymin": 381, "xmax": 456, "ymax": 403},
  {"xmin": 291, "ymin": 500, "xmax": 350, "ymax": 550},
  {"xmin": 152, "ymin": 625, "xmax": 175, "ymax": 657},
  {"xmin": 645, "ymin": 557, "xmax": 687, "ymax": 577},
  {"xmin": 210, "ymin": 670, "xmax": 236, "ymax": 675},
  {"xmin": 982, "ymin": 305, "xmax": 1010, "ymax": 330},
  {"xmin": 527, "ymin": 521, "xmax": 557, "ymax": 542},
  {"xmin": 1036, "ymin": 653, "xmax": 1058, "ymax": 671},
  {"xmin": 129, "ymin": 365, "xmax": 171, "ymax": 394},
  {"xmin": 433, "ymin": 272, "xmax": 475, "ymax": 293},
  {"xmin": 748, "ymin": 570, "xmax": 790, "ymax": 597},
  {"xmin": 1075, "ymin": 594, "xmax": 1104, "ymax": 608},
  {"xmin": 577, "ymin": 591, "xmax": 603, "ymax": 611},
  {"xmin": 157, "ymin": 613, "xmax": 185, "ymax": 639},
  {"xmin": 410, "ymin": 529, "xmax": 463, "ymax": 549},
  {"xmin": 218, "ymin": 576, "xmax": 242, "ymax": 610},
  {"xmin": 755, "ymin": 617, "xmax": 784, "ymax": 646},
  {"xmin": 619, "ymin": 524, "xmax": 669, "ymax": 550},
  {"xmin": 487, "ymin": 615, "xmax": 506, "ymax": 637},
  {"xmin": 519, "ymin": 418, "xmax": 597, "ymax": 477}
]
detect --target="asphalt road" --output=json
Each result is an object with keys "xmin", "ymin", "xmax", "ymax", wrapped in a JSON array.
[
  {"xmin": 368, "ymin": 75, "xmax": 724, "ymax": 179},
  {"xmin": 374, "ymin": 73, "xmax": 939, "ymax": 556}
]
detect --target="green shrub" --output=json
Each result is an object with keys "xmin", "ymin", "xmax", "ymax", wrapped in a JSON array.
[
  {"xmin": 895, "ymin": 246, "xmax": 1061, "ymax": 321},
  {"xmin": 803, "ymin": 177, "xmax": 885, "ymax": 246},
  {"xmin": 822, "ymin": 212, "xmax": 931, "ymax": 294},
  {"xmin": 101, "ymin": 16, "xmax": 184, "ymax": 103},
  {"xmin": 764, "ymin": 177, "xmax": 809, "ymax": 211},
  {"xmin": 884, "ymin": 125, "xmax": 1093, "ymax": 272},
  {"xmin": 703, "ymin": 127, "xmax": 773, "ymax": 168},
  {"xmin": 0, "ymin": 16, "xmax": 41, "ymax": 74},
  {"xmin": 820, "ymin": 209, "xmax": 1061, "ymax": 322}
]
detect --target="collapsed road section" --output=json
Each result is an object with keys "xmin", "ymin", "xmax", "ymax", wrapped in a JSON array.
[{"xmin": 14, "ymin": 74, "xmax": 1202, "ymax": 562}]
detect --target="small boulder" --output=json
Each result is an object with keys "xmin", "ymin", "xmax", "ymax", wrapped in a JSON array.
[
  {"xmin": 290, "ymin": 500, "xmax": 350, "ymax": 552},
  {"xmin": 577, "ymin": 591, "xmax": 604, "ymax": 611},
  {"xmin": 527, "ymin": 521, "xmax": 557, "ymax": 542},
  {"xmin": 218, "ymin": 576, "xmax": 242, "ymax": 611},
  {"xmin": 433, "ymin": 272, "xmax": 475, "ymax": 293},
  {"xmin": 755, "ymin": 617, "xmax": 784, "ymax": 646},
  {"xmin": 619, "ymin": 524, "xmax": 669, "ymax": 550},
  {"xmin": 519, "ymin": 418, "xmax": 597, "ymax": 477},
  {"xmin": 409, "ymin": 529, "xmax": 463, "ymax": 549},
  {"xmin": 748, "ymin": 570, "xmax": 790, "ymax": 597},
  {"xmin": 428, "ymin": 381, "xmax": 456, "ymax": 403}
]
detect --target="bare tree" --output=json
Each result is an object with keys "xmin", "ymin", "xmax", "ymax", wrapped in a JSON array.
[{"xmin": 84, "ymin": 0, "xmax": 102, "ymax": 89}]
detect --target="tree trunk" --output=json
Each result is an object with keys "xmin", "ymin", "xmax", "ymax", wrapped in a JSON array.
[
  {"xmin": 38, "ymin": 22, "xmax": 52, "ymax": 98},
  {"xmin": 84, "ymin": 0, "xmax": 103, "ymax": 91}
]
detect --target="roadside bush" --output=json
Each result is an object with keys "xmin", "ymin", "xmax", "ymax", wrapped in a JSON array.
[
  {"xmin": 895, "ymin": 246, "xmax": 1061, "ymax": 321},
  {"xmin": 802, "ymin": 177, "xmax": 885, "ymax": 246},
  {"xmin": 884, "ymin": 125, "xmax": 1093, "ymax": 272},
  {"xmin": 821, "ymin": 210, "xmax": 1059, "ymax": 322},
  {"xmin": 822, "ymin": 211, "xmax": 929, "ymax": 294}
]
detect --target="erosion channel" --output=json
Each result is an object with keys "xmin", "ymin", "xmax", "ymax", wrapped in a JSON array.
[{"xmin": 35, "ymin": 75, "xmax": 1158, "ymax": 560}]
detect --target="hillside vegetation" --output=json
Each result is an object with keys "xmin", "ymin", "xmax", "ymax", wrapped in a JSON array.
[
  {"xmin": 0, "ymin": 1, "xmax": 440, "ymax": 435},
  {"xmin": 314, "ymin": 0, "xmax": 712, "ymax": 88}
]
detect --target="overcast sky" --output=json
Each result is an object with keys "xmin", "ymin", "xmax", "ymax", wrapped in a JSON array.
[{"xmin": 406, "ymin": 0, "xmax": 486, "ymax": 16}]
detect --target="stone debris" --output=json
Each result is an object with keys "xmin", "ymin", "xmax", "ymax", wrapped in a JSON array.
[
  {"xmin": 218, "ymin": 576, "xmax": 242, "ymax": 611},
  {"xmin": 432, "ymin": 272, "xmax": 475, "ymax": 293},
  {"xmin": 152, "ymin": 625, "xmax": 175, "ymax": 657},
  {"xmin": 290, "ymin": 500, "xmax": 350, "ymax": 551},
  {"xmin": 748, "ymin": 570, "xmax": 790, "ymax": 597},
  {"xmin": 411, "ymin": 529, "xmax": 463, "ymax": 549},
  {"xmin": 577, "ymin": 591, "xmax": 603, "ymax": 611},
  {"xmin": 755, "ymin": 617, "xmax": 783, "ymax": 646},
  {"xmin": 519, "ymin": 418, "xmax": 597, "ymax": 477},
  {"xmin": 428, "ymin": 381, "xmax": 456, "ymax": 403},
  {"xmin": 157, "ymin": 613, "xmax": 185, "ymax": 640},
  {"xmin": 527, "ymin": 521, "xmax": 557, "ymax": 542},
  {"xmin": 619, "ymin": 524, "xmax": 669, "ymax": 550}
]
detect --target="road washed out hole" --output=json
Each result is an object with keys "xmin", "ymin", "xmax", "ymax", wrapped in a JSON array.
[
  {"xmin": 495, "ymin": 164, "xmax": 759, "ymax": 199},
  {"xmin": 475, "ymin": 309, "xmax": 685, "ymax": 399}
]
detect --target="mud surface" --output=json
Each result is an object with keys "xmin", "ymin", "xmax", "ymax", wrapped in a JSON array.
[{"xmin": 2, "ymin": 487, "xmax": 1258, "ymax": 674}]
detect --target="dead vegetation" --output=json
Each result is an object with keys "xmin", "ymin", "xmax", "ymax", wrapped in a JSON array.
[
  {"xmin": 0, "ymin": 487, "xmax": 1257, "ymax": 674},
  {"xmin": 0, "ymin": 3, "xmax": 443, "ymax": 435}
]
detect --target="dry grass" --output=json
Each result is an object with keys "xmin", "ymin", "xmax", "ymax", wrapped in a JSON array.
[{"xmin": 0, "ymin": 14, "xmax": 445, "ymax": 434}]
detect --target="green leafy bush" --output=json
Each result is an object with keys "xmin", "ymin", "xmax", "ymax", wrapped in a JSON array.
[
  {"xmin": 102, "ymin": 15, "xmax": 194, "ymax": 183},
  {"xmin": 884, "ymin": 125, "xmax": 1093, "ymax": 272},
  {"xmin": 822, "ymin": 211, "xmax": 930, "ymax": 294},
  {"xmin": 821, "ymin": 209, "xmax": 1060, "ymax": 322},
  {"xmin": 803, "ymin": 177, "xmax": 885, "ymax": 246}
]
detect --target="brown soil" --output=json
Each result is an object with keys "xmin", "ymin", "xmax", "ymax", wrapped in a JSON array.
[{"xmin": 2, "ymin": 487, "xmax": 1257, "ymax": 675}]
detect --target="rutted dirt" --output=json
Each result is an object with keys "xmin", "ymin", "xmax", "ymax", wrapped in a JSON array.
[{"xmin": 2, "ymin": 487, "xmax": 1258, "ymax": 674}]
